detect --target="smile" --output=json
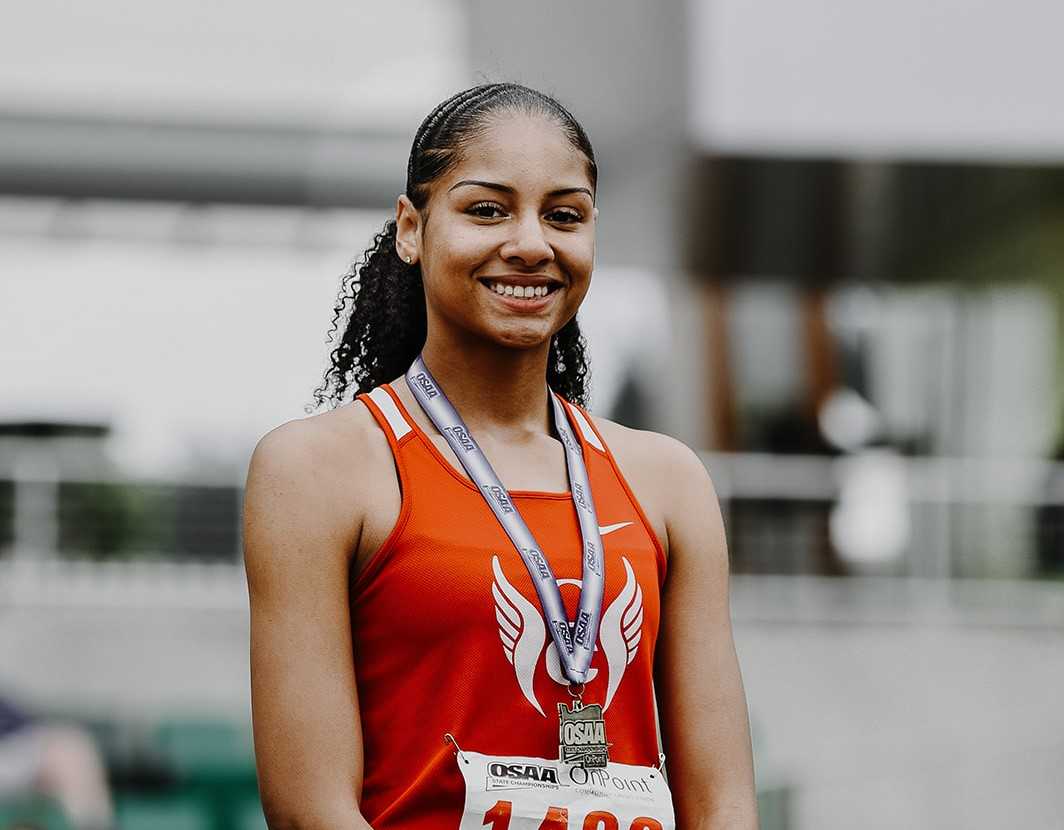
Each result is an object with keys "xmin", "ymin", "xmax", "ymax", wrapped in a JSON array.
[
  {"xmin": 477, "ymin": 277, "xmax": 563, "ymax": 310},
  {"xmin": 485, "ymin": 281, "xmax": 556, "ymax": 298}
]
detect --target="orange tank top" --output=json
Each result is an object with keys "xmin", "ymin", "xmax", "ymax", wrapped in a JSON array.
[{"xmin": 352, "ymin": 382, "xmax": 668, "ymax": 829}]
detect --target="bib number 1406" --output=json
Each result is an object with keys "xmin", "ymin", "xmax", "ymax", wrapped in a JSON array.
[{"xmin": 483, "ymin": 800, "xmax": 664, "ymax": 830}]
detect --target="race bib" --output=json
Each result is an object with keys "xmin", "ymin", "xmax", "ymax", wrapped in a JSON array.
[{"xmin": 456, "ymin": 750, "xmax": 675, "ymax": 830}]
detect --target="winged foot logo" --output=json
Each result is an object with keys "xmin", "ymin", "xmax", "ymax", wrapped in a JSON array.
[{"xmin": 491, "ymin": 525, "xmax": 643, "ymax": 717}]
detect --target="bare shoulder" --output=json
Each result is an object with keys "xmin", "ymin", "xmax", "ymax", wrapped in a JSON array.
[
  {"xmin": 246, "ymin": 401, "xmax": 384, "ymax": 509},
  {"xmin": 590, "ymin": 415, "xmax": 709, "ymax": 487},
  {"xmin": 589, "ymin": 416, "xmax": 727, "ymax": 584},
  {"xmin": 243, "ymin": 399, "xmax": 393, "ymax": 579},
  {"xmin": 248, "ymin": 399, "xmax": 383, "ymax": 481},
  {"xmin": 588, "ymin": 416, "xmax": 717, "ymax": 558}
]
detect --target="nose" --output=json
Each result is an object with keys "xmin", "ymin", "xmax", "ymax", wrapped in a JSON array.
[{"xmin": 499, "ymin": 212, "xmax": 554, "ymax": 268}]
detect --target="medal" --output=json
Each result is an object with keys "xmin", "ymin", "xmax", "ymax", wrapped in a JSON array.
[
  {"xmin": 558, "ymin": 693, "xmax": 610, "ymax": 769},
  {"xmin": 406, "ymin": 354, "xmax": 610, "ymax": 767}
]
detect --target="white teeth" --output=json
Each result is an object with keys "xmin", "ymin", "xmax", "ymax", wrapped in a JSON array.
[{"xmin": 486, "ymin": 281, "xmax": 554, "ymax": 298}]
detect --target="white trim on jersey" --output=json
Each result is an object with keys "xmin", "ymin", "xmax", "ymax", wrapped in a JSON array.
[
  {"xmin": 566, "ymin": 403, "xmax": 605, "ymax": 452},
  {"xmin": 368, "ymin": 387, "xmax": 412, "ymax": 441}
]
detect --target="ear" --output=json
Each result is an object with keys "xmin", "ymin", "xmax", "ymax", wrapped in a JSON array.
[{"xmin": 395, "ymin": 194, "xmax": 421, "ymax": 264}]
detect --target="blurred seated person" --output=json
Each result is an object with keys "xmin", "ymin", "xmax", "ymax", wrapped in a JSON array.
[{"xmin": 0, "ymin": 694, "xmax": 114, "ymax": 830}]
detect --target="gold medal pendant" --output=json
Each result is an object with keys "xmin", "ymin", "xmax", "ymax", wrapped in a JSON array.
[{"xmin": 558, "ymin": 695, "xmax": 610, "ymax": 769}]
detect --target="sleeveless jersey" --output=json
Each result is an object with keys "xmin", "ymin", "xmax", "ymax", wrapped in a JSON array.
[{"xmin": 352, "ymin": 382, "xmax": 668, "ymax": 829}]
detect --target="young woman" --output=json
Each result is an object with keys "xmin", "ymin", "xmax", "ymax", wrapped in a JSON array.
[{"xmin": 243, "ymin": 83, "xmax": 758, "ymax": 830}]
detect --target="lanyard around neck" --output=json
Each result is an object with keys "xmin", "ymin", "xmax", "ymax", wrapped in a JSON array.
[{"xmin": 404, "ymin": 354, "xmax": 606, "ymax": 684}]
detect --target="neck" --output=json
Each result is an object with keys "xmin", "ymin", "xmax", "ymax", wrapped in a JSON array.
[{"xmin": 415, "ymin": 329, "xmax": 553, "ymax": 437}]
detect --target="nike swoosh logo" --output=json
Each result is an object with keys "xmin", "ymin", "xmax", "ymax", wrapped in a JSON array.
[{"xmin": 598, "ymin": 521, "xmax": 633, "ymax": 536}]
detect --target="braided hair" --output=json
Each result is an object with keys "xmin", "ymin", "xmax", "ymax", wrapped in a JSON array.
[{"xmin": 309, "ymin": 83, "xmax": 598, "ymax": 412}]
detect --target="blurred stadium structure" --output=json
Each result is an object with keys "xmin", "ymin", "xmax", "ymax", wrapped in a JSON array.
[{"xmin": 3, "ymin": 1, "xmax": 1064, "ymax": 829}]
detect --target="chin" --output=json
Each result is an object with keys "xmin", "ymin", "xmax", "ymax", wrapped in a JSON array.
[{"xmin": 486, "ymin": 320, "xmax": 556, "ymax": 350}]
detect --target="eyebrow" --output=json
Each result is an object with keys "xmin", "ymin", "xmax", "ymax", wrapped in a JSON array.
[{"xmin": 448, "ymin": 179, "xmax": 594, "ymax": 201}]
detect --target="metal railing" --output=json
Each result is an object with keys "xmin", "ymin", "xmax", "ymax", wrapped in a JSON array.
[{"xmin": 1, "ymin": 453, "xmax": 1061, "ymax": 580}]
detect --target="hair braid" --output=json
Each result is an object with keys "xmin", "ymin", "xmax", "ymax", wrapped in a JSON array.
[{"xmin": 407, "ymin": 85, "xmax": 491, "ymax": 185}]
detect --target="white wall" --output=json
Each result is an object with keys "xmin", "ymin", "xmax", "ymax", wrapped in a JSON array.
[
  {"xmin": 2, "ymin": 0, "xmax": 468, "ymax": 129},
  {"xmin": 690, "ymin": 0, "xmax": 1064, "ymax": 160},
  {"xmin": 0, "ymin": 201, "xmax": 386, "ymax": 477}
]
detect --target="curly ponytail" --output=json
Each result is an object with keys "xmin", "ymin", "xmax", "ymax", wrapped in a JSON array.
[{"xmin": 310, "ymin": 83, "xmax": 597, "ymax": 412}]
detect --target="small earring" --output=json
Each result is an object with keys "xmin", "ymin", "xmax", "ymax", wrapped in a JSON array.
[{"xmin": 404, "ymin": 254, "xmax": 412, "ymax": 264}]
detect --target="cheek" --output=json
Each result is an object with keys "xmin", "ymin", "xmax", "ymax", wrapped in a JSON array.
[
  {"xmin": 560, "ymin": 234, "xmax": 596, "ymax": 280},
  {"xmin": 432, "ymin": 224, "xmax": 496, "ymax": 270}
]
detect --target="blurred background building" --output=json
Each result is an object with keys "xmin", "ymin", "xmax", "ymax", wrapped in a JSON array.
[{"xmin": 2, "ymin": 1, "xmax": 1063, "ymax": 828}]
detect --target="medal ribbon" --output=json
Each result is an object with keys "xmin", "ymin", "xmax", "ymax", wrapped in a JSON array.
[{"xmin": 405, "ymin": 354, "xmax": 605, "ymax": 684}]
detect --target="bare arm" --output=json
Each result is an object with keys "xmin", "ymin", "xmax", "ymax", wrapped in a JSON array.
[
  {"xmin": 243, "ymin": 421, "xmax": 373, "ymax": 830},
  {"xmin": 654, "ymin": 438, "xmax": 759, "ymax": 829}
]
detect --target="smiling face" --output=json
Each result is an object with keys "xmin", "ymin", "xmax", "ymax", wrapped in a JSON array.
[{"xmin": 395, "ymin": 112, "xmax": 598, "ymax": 351}]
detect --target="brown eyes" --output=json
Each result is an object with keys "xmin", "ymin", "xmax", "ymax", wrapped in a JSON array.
[
  {"xmin": 466, "ymin": 202, "xmax": 583, "ymax": 224},
  {"xmin": 467, "ymin": 202, "xmax": 506, "ymax": 219}
]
